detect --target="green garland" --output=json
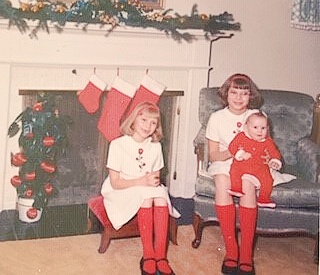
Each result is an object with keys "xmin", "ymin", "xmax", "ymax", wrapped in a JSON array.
[{"xmin": 0, "ymin": 0, "xmax": 241, "ymax": 42}]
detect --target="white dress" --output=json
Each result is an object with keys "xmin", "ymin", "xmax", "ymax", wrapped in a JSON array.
[
  {"xmin": 101, "ymin": 135, "xmax": 180, "ymax": 230},
  {"xmin": 206, "ymin": 107, "xmax": 248, "ymax": 176}
]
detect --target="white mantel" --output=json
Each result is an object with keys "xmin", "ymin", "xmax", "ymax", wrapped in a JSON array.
[{"xmin": 0, "ymin": 21, "xmax": 211, "ymax": 211}]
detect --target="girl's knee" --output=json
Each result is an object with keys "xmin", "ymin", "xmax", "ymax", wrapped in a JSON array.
[{"xmin": 154, "ymin": 197, "xmax": 167, "ymax": 206}]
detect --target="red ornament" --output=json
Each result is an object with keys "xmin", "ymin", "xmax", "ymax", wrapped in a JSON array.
[
  {"xmin": 33, "ymin": 102, "xmax": 43, "ymax": 112},
  {"xmin": 15, "ymin": 152, "xmax": 27, "ymax": 163},
  {"xmin": 237, "ymin": 122, "xmax": 242, "ymax": 128},
  {"xmin": 43, "ymin": 136, "xmax": 55, "ymax": 147},
  {"xmin": 44, "ymin": 182, "xmax": 54, "ymax": 195},
  {"xmin": 11, "ymin": 156, "xmax": 23, "ymax": 167},
  {"xmin": 10, "ymin": 175, "xmax": 22, "ymax": 187},
  {"xmin": 25, "ymin": 171, "xmax": 36, "ymax": 181},
  {"xmin": 26, "ymin": 208, "xmax": 38, "ymax": 219},
  {"xmin": 40, "ymin": 162, "xmax": 56, "ymax": 173},
  {"xmin": 11, "ymin": 153, "xmax": 27, "ymax": 166},
  {"xmin": 24, "ymin": 187, "xmax": 33, "ymax": 198},
  {"xmin": 138, "ymin": 148, "xmax": 143, "ymax": 155}
]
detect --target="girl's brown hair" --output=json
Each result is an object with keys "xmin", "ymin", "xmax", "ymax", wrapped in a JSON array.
[
  {"xmin": 218, "ymin": 73, "xmax": 263, "ymax": 108},
  {"xmin": 120, "ymin": 101, "xmax": 163, "ymax": 142}
]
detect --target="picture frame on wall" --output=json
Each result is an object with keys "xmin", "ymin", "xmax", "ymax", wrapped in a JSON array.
[{"xmin": 141, "ymin": 0, "xmax": 165, "ymax": 9}]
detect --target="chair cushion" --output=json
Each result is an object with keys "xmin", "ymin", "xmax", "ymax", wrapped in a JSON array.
[
  {"xmin": 195, "ymin": 174, "xmax": 320, "ymax": 208},
  {"xmin": 271, "ymin": 180, "xmax": 320, "ymax": 208},
  {"xmin": 88, "ymin": 196, "xmax": 110, "ymax": 227}
]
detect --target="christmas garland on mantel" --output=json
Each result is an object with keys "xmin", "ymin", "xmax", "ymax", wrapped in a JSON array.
[{"xmin": 0, "ymin": 0, "xmax": 241, "ymax": 42}]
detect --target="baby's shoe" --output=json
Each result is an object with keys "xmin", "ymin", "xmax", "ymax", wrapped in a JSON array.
[
  {"xmin": 257, "ymin": 199, "xmax": 276, "ymax": 208},
  {"xmin": 227, "ymin": 189, "xmax": 245, "ymax": 197}
]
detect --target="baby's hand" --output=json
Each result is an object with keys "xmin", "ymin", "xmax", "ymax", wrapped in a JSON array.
[{"xmin": 269, "ymin": 160, "xmax": 281, "ymax": 170}]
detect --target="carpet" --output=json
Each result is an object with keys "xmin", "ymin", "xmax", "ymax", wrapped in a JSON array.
[{"xmin": 0, "ymin": 225, "xmax": 317, "ymax": 275}]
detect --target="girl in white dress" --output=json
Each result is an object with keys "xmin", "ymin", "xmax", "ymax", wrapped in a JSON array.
[
  {"xmin": 101, "ymin": 101, "xmax": 179, "ymax": 275},
  {"xmin": 206, "ymin": 74, "xmax": 263, "ymax": 275}
]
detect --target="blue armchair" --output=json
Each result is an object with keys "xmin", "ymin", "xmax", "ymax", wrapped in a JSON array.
[{"xmin": 192, "ymin": 88, "xmax": 320, "ymax": 262}]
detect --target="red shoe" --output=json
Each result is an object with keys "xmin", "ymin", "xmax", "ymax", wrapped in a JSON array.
[
  {"xmin": 221, "ymin": 258, "xmax": 238, "ymax": 275},
  {"xmin": 238, "ymin": 263, "xmax": 255, "ymax": 275},
  {"xmin": 140, "ymin": 258, "xmax": 157, "ymax": 275},
  {"xmin": 156, "ymin": 258, "xmax": 175, "ymax": 275}
]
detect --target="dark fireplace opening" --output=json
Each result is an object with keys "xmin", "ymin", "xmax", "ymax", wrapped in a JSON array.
[{"xmin": 21, "ymin": 90, "xmax": 182, "ymax": 206}]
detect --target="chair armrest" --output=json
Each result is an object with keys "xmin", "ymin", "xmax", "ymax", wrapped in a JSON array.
[
  {"xmin": 194, "ymin": 142, "xmax": 205, "ymax": 173},
  {"xmin": 297, "ymin": 138, "xmax": 320, "ymax": 182},
  {"xmin": 194, "ymin": 126, "xmax": 206, "ymax": 172}
]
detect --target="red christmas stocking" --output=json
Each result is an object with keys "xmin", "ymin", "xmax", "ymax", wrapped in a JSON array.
[
  {"xmin": 97, "ymin": 76, "xmax": 136, "ymax": 141},
  {"xmin": 125, "ymin": 74, "xmax": 166, "ymax": 117},
  {"xmin": 78, "ymin": 74, "xmax": 107, "ymax": 114}
]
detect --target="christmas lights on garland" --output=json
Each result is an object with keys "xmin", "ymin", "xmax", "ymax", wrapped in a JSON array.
[{"xmin": 0, "ymin": 0, "xmax": 241, "ymax": 41}]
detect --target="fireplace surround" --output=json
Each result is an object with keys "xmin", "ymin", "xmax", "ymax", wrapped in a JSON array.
[
  {"xmin": 0, "ymin": 24, "xmax": 211, "ymax": 218},
  {"xmin": 19, "ymin": 89, "xmax": 183, "ymax": 207}
]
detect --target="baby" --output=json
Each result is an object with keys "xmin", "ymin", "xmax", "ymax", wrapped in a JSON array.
[{"xmin": 228, "ymin": 110, "xmax": 282, "ymax": 208}]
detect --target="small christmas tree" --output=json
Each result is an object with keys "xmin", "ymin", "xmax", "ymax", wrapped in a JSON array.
[{"xmin": 8, "ymin": 93, "xmax": 72, "ymax": 219}]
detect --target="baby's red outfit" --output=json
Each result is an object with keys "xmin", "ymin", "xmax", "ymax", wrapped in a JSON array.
[{"xmin": 229, "ymin": 132, "xmax": 281, "ymax": 206}]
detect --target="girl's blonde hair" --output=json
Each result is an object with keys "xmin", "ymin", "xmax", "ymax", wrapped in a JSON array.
[
  {"xmin": 120, "ymin": 101, "xmax": 163, "ymax": 142},
  {"xmin": 218, "ymin": 73, "xmax": 263, "ymax": 108}
]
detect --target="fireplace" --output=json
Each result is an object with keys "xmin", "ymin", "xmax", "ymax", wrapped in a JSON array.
[{"xmin": 21, "ymin": 90, "xmax": 183, "ymax": 206}]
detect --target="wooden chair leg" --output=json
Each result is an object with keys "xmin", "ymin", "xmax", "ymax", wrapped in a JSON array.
[
  {"xmin": 314, "ymin": 233, "xmax": 319, "ymax": 264},
  {"xmin": 98, "ymin": 227, "xmax": 111, "ymax": 254},
  {"xmin": 192, "ymin": 213, "xmax": 203, "ymax": 248},
  {"xmin": 169, "ymin": 217, "xmax": 178, "ymax": 245}
]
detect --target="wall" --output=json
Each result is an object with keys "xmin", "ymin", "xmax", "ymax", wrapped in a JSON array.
[
  {"xmin": 0, "ymin": 0, "xmax": 319, "ymax": 211},
  {"xmin": 197, "ymin": 0, "xmax": 320, "ymax": 97}
]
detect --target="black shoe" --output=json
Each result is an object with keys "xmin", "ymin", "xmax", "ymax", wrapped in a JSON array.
[
  {"xmin": 156, "ymin": 258, "xmax": 175, "ymax": 275},
  {"xmin": 238, "ymin": 263, "xmax": 255, "ymax": 275},
  {"xmin": 140, "ymin": 258, "xmax": 157, "ymax": 275},
  {"xmin": 221, "ymin": 258, "xmax": 238, "ymax": 275}
]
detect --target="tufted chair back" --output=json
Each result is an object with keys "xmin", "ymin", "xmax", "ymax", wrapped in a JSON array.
[
  {"xmin": 196, "ymin": 88, "xmax": 315, "ymax": 175},
  {"xmin": 260, "ymin": 90, "xmax": 314, "ymax": 166}
]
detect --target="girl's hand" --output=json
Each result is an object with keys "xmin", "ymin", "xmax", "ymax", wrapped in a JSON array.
[{"xmin": 142, "ymin": 172, "xmax": 160, "ymax": 187}]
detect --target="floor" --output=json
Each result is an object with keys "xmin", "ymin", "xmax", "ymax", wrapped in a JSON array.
[
  {"xmin": 0, "ymin": 204, "xmax": 100, "ymax": 241},
  {"xmin": 0, "ymin": 224, "xmax": 318, "ymax": 275}
]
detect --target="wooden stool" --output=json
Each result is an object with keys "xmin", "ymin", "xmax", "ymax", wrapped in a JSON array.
[{"xmin": 87, "ymin": 196, "xmax": 178, "ymax": 254}]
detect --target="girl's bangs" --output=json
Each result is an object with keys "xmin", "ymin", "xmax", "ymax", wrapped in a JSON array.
[
  {"xmin": 139, "ymin": 107, "xmax": 160, "ymax": 118},
  {"xmin": 231, "ymin": 78, "xmax": 250, "ymax": 90}
]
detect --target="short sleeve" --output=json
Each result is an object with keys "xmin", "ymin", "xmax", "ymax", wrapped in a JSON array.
[
  {"xmin": 206, "ymin": 112, "xmax": 219, "ymax": 142},
  {"xmin": 106, "ymin": 140, "xmax": 122, "ymax": 172},
  {"xmin": 152, "ymin": 142, "xmax": 164, "ymax": 172}
]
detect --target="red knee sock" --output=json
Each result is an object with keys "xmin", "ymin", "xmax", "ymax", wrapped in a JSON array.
[
  {"xmin": 154, "ymin": 206, "xmax": 172, "ymax": 274},
  {"xmin": 215, "ymin": 204, "xmax": 238, "ymax": 266},
  {"xmin": 239, "ymin": 206, "xmax": 257, "ymax": 270},
  {"xmin": 137, "ymin": 207, "xmax": 156, "ymax": 273}
]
